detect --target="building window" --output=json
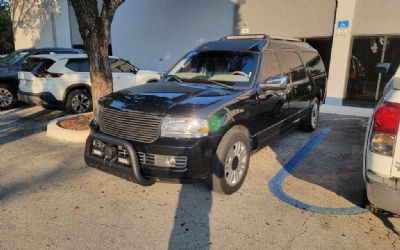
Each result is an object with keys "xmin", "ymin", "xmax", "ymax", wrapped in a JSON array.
[{"xmin": 344, "ymin": 36, "xmax": 400, "ymax": 107}]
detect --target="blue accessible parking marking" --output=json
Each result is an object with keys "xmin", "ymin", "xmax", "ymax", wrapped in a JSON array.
[{"xmin": 268, "ymin": 127, "xmax": 367, "ymax": 215}]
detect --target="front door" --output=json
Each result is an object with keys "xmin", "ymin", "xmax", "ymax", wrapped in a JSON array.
[{"xmin": 256, "ymin": 50, "xmax": 294, "ymax": 148}]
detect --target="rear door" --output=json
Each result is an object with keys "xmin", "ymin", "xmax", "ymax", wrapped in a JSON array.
[
  {"xmin": 110, "ymin": 58, "xmax": 137, "ymax": 91},
  {"xmin": 277, "ymin": 50, "xmax": 311, "ymax": 116},
  {"xmin": 300, "ymin": 51, "xmax": 327, "ymax": 102},
  {"xmin": 64, "ymin": 58, "xmax": 91, "ymax": 85}
]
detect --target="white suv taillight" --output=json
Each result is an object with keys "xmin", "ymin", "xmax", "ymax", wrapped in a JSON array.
[
  {"xmin": 370, "ymin": 101, "xmax": 400, "ymax": 156},
  {"xmin": 32, "ymin": 70, "xmax": 63, "ymax": 78}
]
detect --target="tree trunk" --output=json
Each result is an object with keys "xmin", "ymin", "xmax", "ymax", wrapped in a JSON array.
[
  {"xmin": 84, "ymin": 27, "xmax": 113, "ymax": 111},
  {"xmin": 70, "ymin": 0, "xmax": 124, "ymax": 112}
]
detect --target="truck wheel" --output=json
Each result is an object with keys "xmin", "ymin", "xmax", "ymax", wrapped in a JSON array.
[
  {"xmin": 0, "ymin": 84, "xmax": 17, "ymax": 110},
  {"xmin": 300, "ymin": 98, "xmax": 320, "ymax": 132},
  {"xmin": 210, "ymin": 126, "xmax": 251, "ymax": 195},
  {"xmin": 66, "ymin": 89, "xmax": 92, "ymax": 114}
]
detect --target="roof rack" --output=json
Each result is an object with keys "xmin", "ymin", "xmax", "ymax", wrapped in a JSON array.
[
  {"xmin": 269, "ymin": 36, "xmax": 302, "ymax": 42},
  {"xmin": 223, "ymin": 34, "xmax": 268, "ymax": 40}
]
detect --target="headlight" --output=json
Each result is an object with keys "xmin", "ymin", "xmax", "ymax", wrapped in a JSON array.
[
  {"xmin": 94, "ymin": 105, "xmax": 103, "ymax": 122},
  {"xmin": 161, "ymin": 117, "xmax": 209, "ymax": 138}
]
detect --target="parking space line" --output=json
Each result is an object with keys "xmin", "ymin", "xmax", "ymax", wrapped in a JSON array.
[{"xmin": 268, "ymin": 127, "xmax": 367, "ymax": 215}]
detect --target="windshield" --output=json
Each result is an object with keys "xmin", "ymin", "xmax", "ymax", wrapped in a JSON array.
[
  {"xmin": 0, "ymin": 50, "xmax": 29, "ymax": 65},
  {"xmin": 168, "ymin": 51, "xmax": 258, "ymax": 88}
]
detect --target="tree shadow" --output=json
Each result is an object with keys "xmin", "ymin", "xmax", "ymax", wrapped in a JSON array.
[
  {"xmin": 9, "ymin": 0, "xmax": 58, "ymax": 47},
  {"xmin": 0, "ymin": 105, "xmax": 62, "ymax": 145},
  {"xmin": 168, "ymin": 183, "xmax": 212, "ymax": 250}
]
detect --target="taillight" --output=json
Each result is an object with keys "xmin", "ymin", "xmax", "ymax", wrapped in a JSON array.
[
  {"xmin": 32, "ymin": 70, "xmax": 63, "ymax": 78},
  {"xmin": 370, "ymin": 101, "xmax": 400, "ymax": 156}
]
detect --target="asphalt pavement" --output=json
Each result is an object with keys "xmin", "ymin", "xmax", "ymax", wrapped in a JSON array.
[{"xmin": 1, "ymin": 105, "xmax": 399, "ymax": 249}]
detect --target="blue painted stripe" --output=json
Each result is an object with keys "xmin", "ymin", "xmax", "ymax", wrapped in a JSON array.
[{"xmin": 268, "ymin": 127, "xmax": 366, "ymax": 215}]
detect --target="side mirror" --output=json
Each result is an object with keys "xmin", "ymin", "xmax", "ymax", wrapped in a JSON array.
[
  {"xmin": 376, "ymin": 63, "xmax": 391, "ymax": 74},
  {"xmin": 260, "ymin": 75, "xmax": 288, "ymax": 90},
  {"xmin": 161, "ymin": 71, "xmax": 167, "ymax": 79}
]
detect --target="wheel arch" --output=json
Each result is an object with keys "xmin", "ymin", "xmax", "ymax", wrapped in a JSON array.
[{"xmin": 63, "ymin": 83, "xmax": 92, "ymax": 105}]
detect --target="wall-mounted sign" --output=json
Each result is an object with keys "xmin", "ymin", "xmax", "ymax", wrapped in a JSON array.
[
  {"xmin": 241, "ymin": 28, "xmax": 250, "ymax": 34},
  {"xmin": 337, "ymin": 20, "xmax": 349, "ymax": 36}
]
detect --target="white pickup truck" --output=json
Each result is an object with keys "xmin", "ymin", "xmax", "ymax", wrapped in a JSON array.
[{"xmin": 364, "ymin": 66, "xmax": 400, "ymax": 214}]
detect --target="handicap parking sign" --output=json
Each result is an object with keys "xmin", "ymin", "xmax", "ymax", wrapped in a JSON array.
[{"xmin": 338, "ymin": 20, "xmax": 349, "ymax": 28}]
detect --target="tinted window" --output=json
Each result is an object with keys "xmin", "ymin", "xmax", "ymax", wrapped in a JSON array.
[
  {"xmin": 66, "ymin": 59, "xmax": 89, "ymax": 72},
  {"xmin": 109, "ymin": 59, "xmax": 136, "ymax": 73},
  {"xmin": 261, "ymin": 50, "xmax": 282, "ymax": 81},
  {"xmin": 300, "ymin": 51, "xmax": 326, "ymax": 77},
  {"xmin": 277, "ymin": 50, "xmax": 307, "ymax": 82},
  {"xmin": 21, "ymin": 58, "xmax": 55, "ymax": 72}
]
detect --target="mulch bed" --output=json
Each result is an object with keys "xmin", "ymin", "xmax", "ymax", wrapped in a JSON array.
[{"xmin": 57, "ymin": 113, "xmax": 94, "ymax": 131}]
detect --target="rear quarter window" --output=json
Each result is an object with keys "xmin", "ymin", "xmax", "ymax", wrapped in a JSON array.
[
  {"xmin": 66, "ymin": 59, "xmax": 90, "ymax": 72},
  {"xmin": 277, "ymin": 50, "xmax": 307, "ymax": 82},
  {"xmin": 300, "ymin": 52, "xmax": 326, "ymax": 77}
]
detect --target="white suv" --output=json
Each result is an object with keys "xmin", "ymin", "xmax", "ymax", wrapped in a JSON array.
[
  {"xmin": 18, "ymin": 54, "xmax": 160, "ymax": 113},
  {"xmin": 364, "ymin": 66, "xmax": 400, "ymax": 215}
]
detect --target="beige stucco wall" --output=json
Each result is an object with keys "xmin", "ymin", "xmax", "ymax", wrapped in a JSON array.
[
  {"xmin": 111, "ymin": 0, "xmax": 235, "ymax": 72},
  {"xmin": 235, "ymin": 0, "xmax": 337, "ymax": 38},
  {"xmin": 10, "ymin": 0, "xmax": 71, "ymax": 49},
  {"xmin": 353, "ymin": 0, "xmax": 400, "ymax": 36}
]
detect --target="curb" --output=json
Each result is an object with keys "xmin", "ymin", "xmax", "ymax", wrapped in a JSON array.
[{"xmin": 46, "ymin": 114, "xmax": 90, "ymax": 143}]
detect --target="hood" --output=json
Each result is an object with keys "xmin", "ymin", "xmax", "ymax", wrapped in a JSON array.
[{"xmin": 99, "ymin": 81, "xmax": 242, "ymax": 117}]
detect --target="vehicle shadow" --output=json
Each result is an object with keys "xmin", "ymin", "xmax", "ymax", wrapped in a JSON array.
[
  {"xmin": 168, "ymin": 182, "xmax": 212, "ymax": 250},
  {"xmin": 0, "ymin": 104, "xmax": 62, "ymax": 145},
  {"xmin": 269, "ymin": 113, "xmax": 400, "ymax": 232},
  {"xmin": 269, "ymin": 115, "xmax": 368, "ymax": 208}
]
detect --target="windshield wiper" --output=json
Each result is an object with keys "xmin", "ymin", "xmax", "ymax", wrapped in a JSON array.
[
  {"xmin": 165, "ymin": 74, "xmax": 184, "ymax": 83},
  {"xmin": 192, "ymin": 78, "xmax": 235, "ymax": 90}
]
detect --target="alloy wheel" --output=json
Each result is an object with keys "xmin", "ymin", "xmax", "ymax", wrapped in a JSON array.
[
  {"xmin": 224, "ymin": 141, "xmax": 248, "ymax": 187},
  {"xmin": 0, "ymin": 88, "xmax": 13, "ymax": 108},
  {"xmin": 71, "ymin": 93, "xmax": 90, "ymax": 113}
]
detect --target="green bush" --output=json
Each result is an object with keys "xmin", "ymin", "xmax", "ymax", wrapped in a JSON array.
[{"xmin": 0, "ymin": 0, "xmax": 14, "ymax": 54}]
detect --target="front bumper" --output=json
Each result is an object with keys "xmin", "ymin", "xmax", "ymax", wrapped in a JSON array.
[
  {"xmin": 365, "ymin": 171, "xmax": 400, "ymax": 215},
  {"xmin": 18, "ymin": 91, "xmax": 63, "ymax": 108},
  {"xmin": 84, "ymin": 131, "xmax": 220, "ymax": 185}
]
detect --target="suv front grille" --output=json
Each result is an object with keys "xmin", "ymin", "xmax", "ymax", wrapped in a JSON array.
[{"xmin": 98, "ymin": 107, "xmax": 162, "ymax": 143}]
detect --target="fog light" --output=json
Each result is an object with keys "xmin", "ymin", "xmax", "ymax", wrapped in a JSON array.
[
  {"xmin": 165, "ymin": 157, "xmax": 176, "ymax": 167},
  {"xmin": 92, "ymin": 148, "xmax": 104, "ymax": 157}
]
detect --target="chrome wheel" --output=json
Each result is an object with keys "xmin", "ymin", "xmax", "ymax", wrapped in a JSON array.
[
  {"xmin": 311, "ymin": 101, "xmax": 319, "ymax": 129},
  {"xmin": 0, "ymin": 88, "xmax": 13, "ymax": 108},
  {"xmin": 224, "ymin": 141, "xmax": 248, "ymax": 187},
  {"xmin": 71, "ymin": 93, "xmax": 90, "ymax": 113}
]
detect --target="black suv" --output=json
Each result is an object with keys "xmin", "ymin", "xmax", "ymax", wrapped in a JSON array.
[
  {"xmin": 0, "ymin": 47, "xmax": 83, "ymax": 110},
  {"xmin": 85, "ymin": 35, "xmax": 327, "ymax": 195}
]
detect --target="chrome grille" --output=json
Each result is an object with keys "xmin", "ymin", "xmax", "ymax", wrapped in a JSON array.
[{"xmin": 98, "ymin": 107, "xmax": 162, "ymax": 143}]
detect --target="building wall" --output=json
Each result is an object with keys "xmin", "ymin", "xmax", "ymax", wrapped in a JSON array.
[
  {"xmin": 235, "ymin": 0, "xmax": 337, "ymax": 38},
  {"xmin": 111, "ymin": 0, "xmax": 235, "ymax": 72},
  {"xmin": 10, "ymin": 0, "xmax": 71, "ymax": 49},
  {"xmin": 353, "ymin": 0, "xmax": 400, "ymax": 36}
]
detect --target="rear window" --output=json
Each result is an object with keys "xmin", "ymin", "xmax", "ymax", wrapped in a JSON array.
[
  {"xmin": 66, "ymin": 59, "xmax": 90, "ymax": 72},
  {"xmin": 300, "ymin": 52, "xmax": 326, "ymax": 77},
  {"xmin": 20, "ymin": 58, "xmax": 55, "ymax": 72}
]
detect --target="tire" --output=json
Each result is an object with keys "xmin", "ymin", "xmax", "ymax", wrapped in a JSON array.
[
  {"xmin": 300, "ymin": 97, "xmax": 320, "ymax": 132},
  {"xmin": 0, "ymin": 84, "xmax": 18, "ymax": 110},
  {"xmin": 209, "ymin": 126, "xmax": 251, "ymax": 195},
  {"xmin": 65, "ymin": 89, "xmax": 92, "ymax": 114}
]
